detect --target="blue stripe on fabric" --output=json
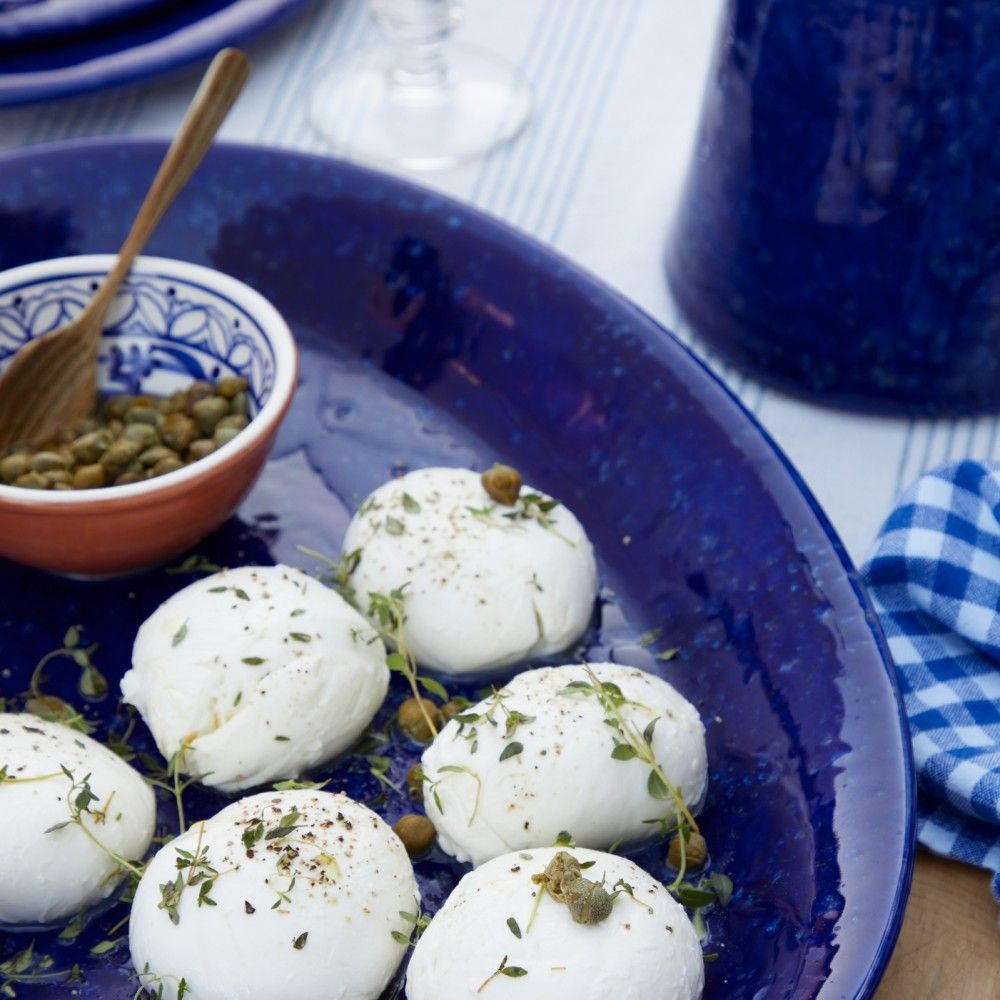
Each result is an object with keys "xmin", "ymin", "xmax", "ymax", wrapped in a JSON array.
[
  {"xmin": 478, "ymin": 0, "xmax": 602, "ymax": 218},
  {"xmin": 506, "ymin": 0, "xmax": 613, "ymax": 229},
  {"xmin": 535, "ymin": 0, "xmax": 642, "ymax": 241},
  {"xmin": 469, "ymin": 0, "xmax": 577, "ymax": 208}
]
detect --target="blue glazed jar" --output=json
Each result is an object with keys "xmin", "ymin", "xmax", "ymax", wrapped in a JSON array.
[{"xmin": 666, "ymin": 0, "xmax": 1000, "ymax": 414}]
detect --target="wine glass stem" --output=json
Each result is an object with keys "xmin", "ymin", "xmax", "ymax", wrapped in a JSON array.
[{"xmin": 373, "ymin": 0, "xmax": 460, "ymax": 90}]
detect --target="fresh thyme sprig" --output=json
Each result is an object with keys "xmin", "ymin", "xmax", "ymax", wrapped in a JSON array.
[
  {"xmin": 451, "ymin": 687, "xmax": 534, "ymax": 758},
  {"xmin": 672, "ymin": 871, "xmax": 733, "ymax": 941},
  {"xmin": 296, "ymin": 545, "xmax": 361, "ymax": 608},
  {"xmin": 425, "ymin": 764, "xmax": 482, "ymax": 825},
  {"xmin": 368, "ymin": 586, "xmax": 440, "ymax": 739},
  {"xmin": 44, "ymin": 766, "xmax": 145, "ymax": 881},
  {"xmin": 563, "ymin": 665, "xmax": 699, "ymax": 832},
  {"xmin": 272, "ymin": 778, "xmax": 329, "ymax": 792},
  {"xmin": 560, "ymin": 665, "xmax": 706, "ymax": 892},
  {"xmin": 296, "ymin": 547, "xmax": 445, "ymax": 740},
  {"xmin": 348, "ymin": 725, "xmax": 404, "ymax": 804},
  {"xmin": 0, "ymin": 944, "xmax": 80, "ymax": 998},
  {"xmin": 467, "ymin": 498, "xmax": 574, "ymax": 544},
  {"xmin": 390, "ymin": 907, "xmax": 430, "ymax": 947},
  {"xmin": 467, "ymin": 490, "xmax": 575, "ymax": 546},
  {"xmin": 22, "ymin": 695, "xmax": 94, "ymax": 735},
  {"xmin": 166, "ymin": 552, "xmax": 223, "ymax": 575},
  {"xmin": 157, "ymin": 822, "xmax": 219, "ymax": 926},
  {"xmin": 132, "ymin": 961, "xmax": 189, "ymax": 1000},
  {"xmin": 42, "ymin": 626, "xmax": 107, "ymax": 699},
  {"xmin": 476, "ymin": 955, "xmax": 528, "ymax": 993},
  {"xmin": 0, "ymin": 764, "xmax": 62, "ymax": 785},
  {"xmin": 22, "ymin": 626, "xmax": 108, "ymax": 733},
  {"xmin": 141, "ymin": 741, "xmax": 202, "ymax": 835}
]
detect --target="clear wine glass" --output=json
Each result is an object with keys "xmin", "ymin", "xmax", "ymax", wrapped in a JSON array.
[{"xmin": 307, "ymin": 0, "xmax": 533, "ymax": 171}]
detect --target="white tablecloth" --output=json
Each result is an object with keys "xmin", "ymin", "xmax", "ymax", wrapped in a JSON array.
[{"xmin": 2, "ymin": 0, "xmax": 990, "ymax": 566}]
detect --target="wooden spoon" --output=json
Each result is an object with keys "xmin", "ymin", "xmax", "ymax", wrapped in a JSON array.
[{"xmin": 0, "ymin": 47, "xmax": 251, "ymax": 453}]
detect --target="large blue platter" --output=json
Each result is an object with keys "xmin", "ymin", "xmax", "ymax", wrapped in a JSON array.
[
  {"xmin": 0, "ymin": 0, "xmax": 316, "ymax": 107},
  {"xmin": 0, "ymin": 138, "xmax": 914, "ymax": 999}
]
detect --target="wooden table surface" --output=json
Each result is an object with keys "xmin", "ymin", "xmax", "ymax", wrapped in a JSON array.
[{"xmin": 875, "ymin": 851, "xmax": 999, "ymax": 999}]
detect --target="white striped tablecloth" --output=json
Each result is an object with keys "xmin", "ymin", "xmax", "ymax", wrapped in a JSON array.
[{"xmin": 0, "ymin": 0, "xmax": 994, "ymax": 568}]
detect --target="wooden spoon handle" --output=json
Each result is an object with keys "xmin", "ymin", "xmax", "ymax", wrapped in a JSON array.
[{"xmin": 97, "ymin": 48, "xmax": 251, "ymax": 309}]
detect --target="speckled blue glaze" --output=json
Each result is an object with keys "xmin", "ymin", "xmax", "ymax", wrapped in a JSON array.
[
  {"xmin": 667, "ymin": 0, "xmax": 1000, "ymax": 414},
  {"xmin": 0, "ymin": 139, "xmax": 913, "ymax": 998},
  {"xmin": 0, "ymin": 0, "xmax": 317, "ymax": 107}
]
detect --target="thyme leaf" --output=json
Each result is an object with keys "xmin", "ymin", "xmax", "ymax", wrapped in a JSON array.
[
  {"xmin": 498, "ymin": 741, "xmax": 523, "ymax": 762},
  {"xmin": 477, "ymin": 955, "xmax": 528, "ymax": 993}
]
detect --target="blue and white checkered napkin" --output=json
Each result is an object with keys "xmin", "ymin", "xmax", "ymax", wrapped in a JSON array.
[{"xmin": 863, "ymin": 460, "xmax": 1000, "ymax": 903}]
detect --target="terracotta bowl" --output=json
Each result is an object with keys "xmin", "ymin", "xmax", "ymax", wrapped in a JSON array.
[{"xmin": 0, "ymin": 254, "xmax": 298, "ymax": 576}]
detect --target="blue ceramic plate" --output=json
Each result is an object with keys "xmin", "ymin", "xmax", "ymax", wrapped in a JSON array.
[
  {"xmin": 0, "ymin": 138, "xmax": 914, "ymax": 999},
  {"xmin": 0, "ymin": 0, "xmax": 172, "ymax": 44},
  {"xmin": 0, "ymin": 0, "xmax": 316, "ymax": 107}
]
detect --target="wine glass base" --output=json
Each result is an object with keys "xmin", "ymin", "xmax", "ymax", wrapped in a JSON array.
[{"xmin": 307, "ymin": 44, "xmax": 532, "ymax": 171}]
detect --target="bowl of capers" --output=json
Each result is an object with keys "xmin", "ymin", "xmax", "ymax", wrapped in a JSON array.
[{"xmin": 0, "ymin": 254, "xmax": 298, "ymax": 576}]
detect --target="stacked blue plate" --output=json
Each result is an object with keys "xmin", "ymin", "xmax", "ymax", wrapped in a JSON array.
[{"xmin": 0, "ymin": 0, "xmax": 317, "ymax": 106}]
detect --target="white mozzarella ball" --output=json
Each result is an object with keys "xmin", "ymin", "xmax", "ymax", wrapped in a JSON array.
[
  {"xmin": 0, "ymin": 713, "xmax": 155, "ymax": 927},
  {"xmin": 341, "ymin": 467, "xmax": 598, "ymax": 675},
  {"xmin": 129, "ymin": 790, "xmax": 419, "ymax": 1000},
  {"xmin": 421, "ymin": 663, "xmax": 707, "ymax": 866},
  {"xmin": 120, "ymin": 565, "xmax": 389, "ymax": 793},
  {"xmin": 406, "ymin": 846, "xmax": 704, "ymax": 1000}
]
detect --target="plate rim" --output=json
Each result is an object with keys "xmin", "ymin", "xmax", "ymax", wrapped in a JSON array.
[
  {"xmin": 0, "ymin": 0, "xmax": 317, "ymax": 107},
  {"xmin": 0, "ymin": 0, "xmax": 172, "ymax": 44}
]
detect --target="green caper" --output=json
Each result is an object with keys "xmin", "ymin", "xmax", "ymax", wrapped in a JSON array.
[
  {"xmin": 667, "ymin": 829, "xmax": 708, "ymax": 871},
  {"xmin": 532, "ymin": 850, "xmax": 581, "ymax": 902},
  {"xmin": 229, "ymin": 390, "xmax": 249, "ymax": 416},
  {"xmin": 120, "ymin": 423, "xmax": 159, "ymax": 448},
  {"xmin": 73, "ymin": 464, "xmax": 108, "ymax": 490},
  {"xmin": 165, "ymin": 390, "xmax": 189, "ymax": 413},
  {"xmin": 191, "ymin": 395, "xmax": 230, "ymax": 435},
  {"xmin": 57, "ymin": 419, "xmax": 95, "ymax": 445},
  {"xmin": 42, "ymin": 469, "xmax": 72, "ymax": 487},
  {"xmin": 397, "ymin": 698, "xmax": 441, "ymax": 743},
  {"xmin": 406, "ymin": 763, "xmax": 425, "ymax": 801},
  {"xmin": 125, "ymin": 404, "xmax": 164, "ymax": 428},
  {"xmin": 138, "ymin": 445, "xmax": 178, "ymax": 468},
  {"xmin": 2, "ymin": 375, "xmax": 253, "ymax": 492},
  {"xmin": 69, "ymin": 429, "xmax": 113, "ymax": 464},
  {"xmin": 564, "ymin": 877, "xmax": 613, "ymax": 925},
  {"xmin": 392, "ymin": 814, "xmax": 436, "ymax": 857},
  {"xmin": 481, "ymin": 463, "xmax": 523, "ymax": 505},
  {"xmin": 439, "ymin": 700, "xmax": 466, "ymax": 723},
  {"xmin": 216, "ymin": 376, "xmax": 249, "ymax": 399},
  {"xmin": 187, "ymin": 438, "xmax": 216, "ymax": 461},
  {"xmin": 103, "ymin": 394, "xmax": 133, "ymax": 419},
  {"xmin": 29, "ymin": 451, "xmax": 71, "ymax": 473},
  {"xmin": 161, "ymin": 413, "xmax": 198, "ymax": 452},
  {"xmin": 216, "ymin": 413, "xmax": 249, "ymax": 432},
  {"xmin": 152, "ymin": 455, "xmax": 185, "ymax": 477},
  {"xmin": 100, "ymin": 438, "xmax": 143, "ymax": 470},
  {"xmin": 13, "ymin": 471, "xmax": 48, "ymax": 489},
  {"xmin": 0, "ymin": 453, "xmax": 29, "ymax": 483},
  {"xmin": 185, "ymin": 380, "xmax": 214, "ymax": 405},
  {"xmin": 213, "ymin": 425, "xmax": 242, "ymax": 447},
  {"xmin": 531, "ymin": 851, "xmax": 615, "ymax": 925}
]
